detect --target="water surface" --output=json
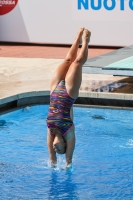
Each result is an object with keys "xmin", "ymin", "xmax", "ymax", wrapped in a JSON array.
[{"xmin": 0, "ymin": 105, "xmax": 133, "ymax": 199}]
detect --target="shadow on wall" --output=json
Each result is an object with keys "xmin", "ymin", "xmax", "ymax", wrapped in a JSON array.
[{"xmin": 0, "ymin": 3, "xmax": 29, "ymax": 42}]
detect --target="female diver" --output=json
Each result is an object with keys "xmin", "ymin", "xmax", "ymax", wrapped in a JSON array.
[{"xmin": 46, "ymin": 28, "xmax": 91, "ymax": 169}]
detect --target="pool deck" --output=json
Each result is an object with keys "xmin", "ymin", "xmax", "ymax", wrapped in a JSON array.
[
  {"xmin": 84, "ymin": 45, "xmax": 133, "ymax": 76},
  {"xmin": 0, "ymin": 44, "xmax": 133, "ymax": 111}
]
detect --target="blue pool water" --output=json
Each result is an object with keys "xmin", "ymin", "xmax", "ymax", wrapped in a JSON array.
[{"xmin": 0, "ymin": 105, "xmax": 133, "ymax": 200}]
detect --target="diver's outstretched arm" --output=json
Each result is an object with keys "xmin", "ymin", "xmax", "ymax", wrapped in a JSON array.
[
  {"xmin": 47, "ymin": 129, "xmax": 57, "ymax": 167},
  {"xmin": 64, "ymin": 125, "xmax": 75, "ymax": 167}
]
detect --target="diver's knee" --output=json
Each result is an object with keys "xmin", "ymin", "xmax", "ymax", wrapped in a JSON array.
[
  {"xmin": 74, "ymin": 56, "xmax": 87, "ymax": 65},
  {"xmin": 64, "ymin": 58, "xmax": 72, "ymax": 64}
]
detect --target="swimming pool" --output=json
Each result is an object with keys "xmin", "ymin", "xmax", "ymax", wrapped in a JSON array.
[{"xmin": 0, "ymin": 105, "xmax": 133, "ymax": 199}]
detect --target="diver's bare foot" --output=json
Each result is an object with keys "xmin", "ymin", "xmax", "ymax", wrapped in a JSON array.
[
  {"xmin": 76, "ymin": 28, "xmax": 84, "ymax": 44},
  {"xmin": 83, "ymin": 29, "xmax": 91, "ymax": 43}
]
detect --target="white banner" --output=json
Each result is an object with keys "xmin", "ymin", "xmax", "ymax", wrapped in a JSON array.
[{"xmin": 0, "ymin": 0, "xmax": 133, "ymax": 46}]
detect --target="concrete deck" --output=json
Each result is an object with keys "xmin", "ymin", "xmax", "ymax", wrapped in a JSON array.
[{"xmin": 0, "ymin": 45, "xmax": 133, "ymax": 111}]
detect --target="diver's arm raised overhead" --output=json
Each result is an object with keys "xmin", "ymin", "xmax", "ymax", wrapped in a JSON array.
[
  {"xmin": 47, "ymin": 128, "xmax": 57, "ymax": 167},
  {"xmin": 64, "ymin": 125, "xmax": 76, "ymax": 167}
]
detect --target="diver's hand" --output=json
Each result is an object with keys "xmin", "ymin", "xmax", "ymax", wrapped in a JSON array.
[
  {"xmin": 50, "ymin": 162, "xmax": 57, "ymax": 168},
  {"xmin": 66, "ymin": 163, "xmax": 73, "ymax": 172}
]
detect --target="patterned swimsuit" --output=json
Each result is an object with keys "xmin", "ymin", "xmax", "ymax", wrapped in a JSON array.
[{"xmin": 46, "ymin": 80, "xmax": 76, "ymax": 136}]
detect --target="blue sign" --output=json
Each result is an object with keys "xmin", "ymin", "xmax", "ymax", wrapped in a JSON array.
[{"xmin": 78, "ymin": 0, "xmax": 133, "ymax": 10}]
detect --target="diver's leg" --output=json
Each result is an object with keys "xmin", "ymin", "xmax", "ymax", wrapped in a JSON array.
[
  {"xmin": 65, "ymin": 29, "xmax": 91, "ymax": 99},
  {"xmin": 50, "ymin": 28, "xmax": 84, "ymax": 93}
]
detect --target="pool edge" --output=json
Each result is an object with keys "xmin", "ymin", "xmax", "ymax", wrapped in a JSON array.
[{"xmin": 1, "ymin": 90, "xmax": 133, "ymax": 114}]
